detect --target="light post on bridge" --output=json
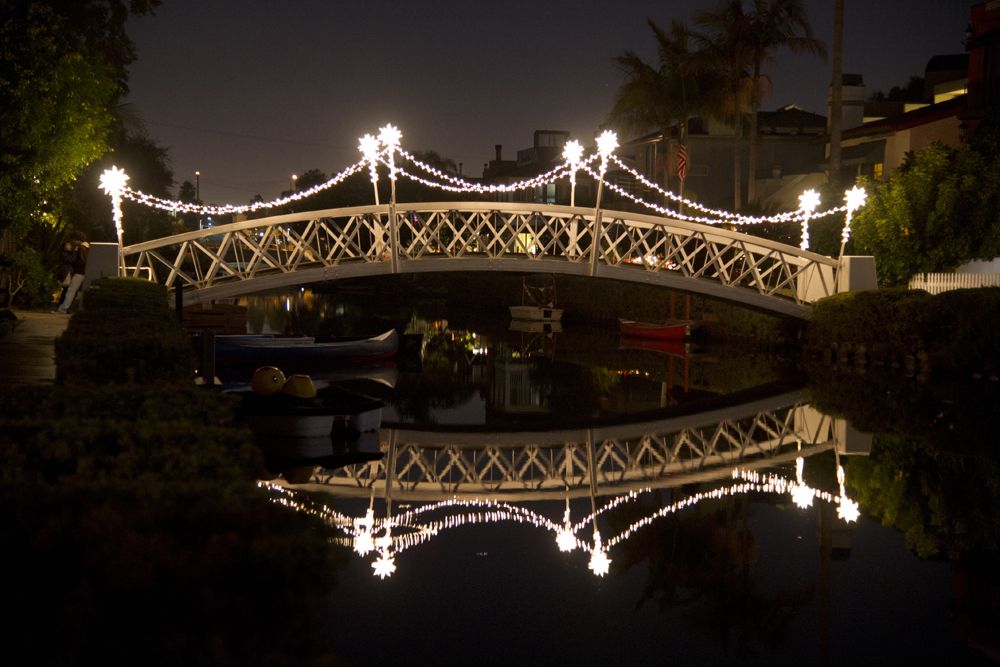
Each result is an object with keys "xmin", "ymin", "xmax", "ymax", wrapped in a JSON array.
[{"xmin": 589, "ymin": 130, "xmax": 618, "ymax": 277}]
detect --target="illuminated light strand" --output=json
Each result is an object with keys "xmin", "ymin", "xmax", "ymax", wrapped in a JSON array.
[
  {"xmin": 570, "ymin": 488, "xmax": 647, "ymax": 534},
  {"xmin": 120, "ymin": 159, "xmax": 366, "ymax": 216},
  {"xmin": 608, "ymin": 155, "xmax": 850, "ymax": 226},
  {"xmin": 395, "ymin": 147, "xmax": 595, "ymax": 194}
]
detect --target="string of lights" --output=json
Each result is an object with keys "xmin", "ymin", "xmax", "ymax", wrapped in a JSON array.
[
  {"xmin": 105, "ymin": 124, "xmax": 864, "ymax": 237},
  {"xmin": 119, "ymin": 159, "xmax": 366, "ymax": 216},
  {"xmin": 609, "ymin": 155, "xmax": 849, "ymax": 225}
]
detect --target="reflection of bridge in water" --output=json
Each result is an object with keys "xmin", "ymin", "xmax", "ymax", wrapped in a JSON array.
[
  {"xmin": 286, "ymin": 389, "xmax": 866, "ymax": 502},
  {"xmin": 265, "ymin": 390, "xmax": 870, "ymax": 578}
]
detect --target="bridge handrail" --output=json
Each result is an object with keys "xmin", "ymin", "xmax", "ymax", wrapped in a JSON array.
[{"xmin": 124, "ymin": 200, "xmax": 840, "ymax": 268}]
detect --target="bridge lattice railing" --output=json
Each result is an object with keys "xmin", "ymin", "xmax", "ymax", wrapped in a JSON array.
[
  {"xmin": 304, "ymin": 396, "xmax": 835, "ymax": 499},
  {"xmin": 122, "ymin": 202, "xmax": 839, "ymax": 310}
]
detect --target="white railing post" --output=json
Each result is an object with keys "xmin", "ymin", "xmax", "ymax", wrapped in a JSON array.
[
  {"xmin": 589, "ymin": 132, "xmax": 617, "ymax": 277},
  {"xmin": 379, "ymin": 125, "xmax": 401, "ymax": 273}
]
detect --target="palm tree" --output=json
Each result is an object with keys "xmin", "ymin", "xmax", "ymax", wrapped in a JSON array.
[
  {"xmin": 829, "ymin": 0, "xmax": 845, "ymax": 189},
  {"xmin": 745, "ymin": 0, "xmax": 827, "ymax": 204},
  {"xmin": 608, "ymin": 19, "xmax": 711, "ymax": 200},
  {"xmin": 694, "ymin": 0, "xmax": 756, "ymax": 211}
]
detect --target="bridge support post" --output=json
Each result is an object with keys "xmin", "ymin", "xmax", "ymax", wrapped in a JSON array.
[{"xmin": 588, "ymin": 210, "xmax": 603, "ymax": 277}]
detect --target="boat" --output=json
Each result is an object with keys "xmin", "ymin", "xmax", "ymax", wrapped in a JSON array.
[
  {"xmin": 229, "ymin": 385, "xmax": 384, "ymax": 438},
  {"xmin": 510, "ymin": 275, "xmax": 563, "ymax": 322},
  {"xmin": 215, "ymin": 328, "xmax": 398, "ymax": 363},
  {"xmin": 618, "ymin": 319, "xmax": 691, "ymax": 341}
]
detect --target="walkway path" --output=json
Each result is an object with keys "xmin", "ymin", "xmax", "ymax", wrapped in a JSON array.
[{"xmin": 0, "ymin": 311, "xmax": 70, "ymax": 386}]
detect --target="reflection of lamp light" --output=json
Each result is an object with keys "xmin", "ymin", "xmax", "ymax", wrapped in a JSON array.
[
  {"xmin": 791, "ymin": 456, "xmax": 814, "ymax": 508},
  {"xmin": 372, "ymin": 549, "xmax": 396, "ymax": 578},
  {"xmin": 588, "ymin": 529, "xmax": 610, "ymax": 576},
  {"xmin": 557, "ymin": 499, "xmax": 577, "ymax": 552},
  {"xmin": 835, "ymin": 461, "xmax": 860, "ymax": 523}
]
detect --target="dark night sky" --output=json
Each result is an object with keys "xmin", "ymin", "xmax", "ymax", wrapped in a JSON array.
[{"xmin": 125, "ymin": 0, "xmax": 973, "ymax": 204}]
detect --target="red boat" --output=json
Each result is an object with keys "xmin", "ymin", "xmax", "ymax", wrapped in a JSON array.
[{"xmin": 618, "ymin": 319, "xmax": 691, "ymax": 341}]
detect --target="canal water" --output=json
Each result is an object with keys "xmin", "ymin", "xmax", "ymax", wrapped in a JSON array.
[{"xmin": 225, "ymin": 289, "xmax": 997, "ymax": 666}]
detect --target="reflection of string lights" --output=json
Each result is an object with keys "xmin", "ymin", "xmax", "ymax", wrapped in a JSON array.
[{"xmin": 259, "ymin": 459, "xmax": 862, "ymax": 580}]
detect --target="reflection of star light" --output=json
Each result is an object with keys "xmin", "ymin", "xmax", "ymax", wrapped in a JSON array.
[
  {"xmin": 557, "ymin": 528, "xmax": 577, "ymax": 552},
  {"xmin": 791, "ymin": 484, "xmax": 814, "ymax": 509},
  {"xmin": 372, "ymin": 551, "xmax": 396, "ymax": 579},
  {"xmin": 588, "ymin": 531, "xmax": 610, "ymax": 576},
  {"xmin": 838, "ymin": 496, "xmax": 860, "ymax": 523},
  {"xmin": 354, "ymin": 531, "xmax": 374, "ymax": 556},
  {"xmin": 589, "ymin": 548, "xmax": 610, "ymax": 576}
]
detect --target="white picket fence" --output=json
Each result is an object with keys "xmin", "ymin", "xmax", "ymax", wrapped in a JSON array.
[{"xmin": 908, "ymin": 272, "xmax": 1000, "ymax": 294}]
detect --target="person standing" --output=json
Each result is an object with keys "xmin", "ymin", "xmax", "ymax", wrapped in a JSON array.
[{"xmin": 54, "ymin": 231, "xmax": 89, "ymax": 314}]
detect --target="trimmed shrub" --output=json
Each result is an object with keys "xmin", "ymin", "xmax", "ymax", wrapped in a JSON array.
[{"xmin": 55, "ymin": 277, "xmax": 192, "ymax": 384}]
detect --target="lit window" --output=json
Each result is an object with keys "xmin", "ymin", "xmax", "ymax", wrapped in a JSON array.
[{"xmin": 873, "ymin": 163, "xmax": 884, "ymax": 179}]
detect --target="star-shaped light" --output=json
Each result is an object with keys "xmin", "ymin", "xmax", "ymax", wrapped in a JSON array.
[
  {"xmin": 596, "ymin": 130, "xmax": 618, "ymax": 159},
  {"xmin": 798, "ymin": 188, "xmax": 820, "ymax": 214},
  {"xmin": 359, "ymin": 133, "xmax": 380, "ymax": 161},
  {"xmin": 378, "ymin": 124, "xmax": 402, "ymax": 149},
  {"xmin": 372, "ymin": 551, "xmax": 396, "ymax": 579},
  {"xmin": 837, "ymin": 496, "xmax": 860, "ymax": 523},
  {"xmin": 844, "ymin": 185, "xmax": 867, "ymax": 212},
  {"xmin": 562, "ymin": 139, "xmax": 584, "ymax": 166},
  {"xmin": 791, "ymin": 484, "xmax": 815, "ymax": 509},
  {"xmin": 99, "ymin": 166, "xmax": 129, "ymax": 196},
  {"xmin": 556, "ymin": 527, "xmax": 577, "ymax": 552}
]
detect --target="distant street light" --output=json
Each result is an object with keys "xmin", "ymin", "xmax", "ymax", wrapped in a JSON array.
[
  {"xmin": 291, "ymin": 174, "xmax": 298, "ymax": 192},
  {"xmin": 194, "ymin": 170, "xmax": 200, "ymax": 201}
]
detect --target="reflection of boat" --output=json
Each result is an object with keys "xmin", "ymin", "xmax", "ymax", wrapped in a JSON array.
[
  {"xmin": 508, "ymin": 319, "xmax": 563, "ymax": 334},
  {"xmin": 216, "ymin": 329, "xmax": 398, "ymax": 362},
  {"xmin": 509, "ymin": 305, "xmax": 563, "ymax": 322},
  {"xmin": 618, "ymin": 336, "xmax": 688, "ymax": 357},
  {"xmin": 618, "ymin": 319, "xmax": 690, "ymax": 341},
  {"xmin": 230, "ymin": 385, "xmax": 383, "ymax": 438}
]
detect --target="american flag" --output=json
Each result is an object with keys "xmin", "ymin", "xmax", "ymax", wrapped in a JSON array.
[{"xmin": 677, "ymin": 143, "xmax": 688, "ymax": 182}]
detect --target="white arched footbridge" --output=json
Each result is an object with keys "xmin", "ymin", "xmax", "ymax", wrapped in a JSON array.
[{"xmin": 101, "ymin": 124, "xmax": 873, "ymax": 319}]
